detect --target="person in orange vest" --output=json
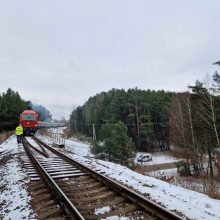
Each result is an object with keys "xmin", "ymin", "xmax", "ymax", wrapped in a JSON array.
[{"xmin": 15, "ymin": 124, "xmax": 23, "ymax": 144}]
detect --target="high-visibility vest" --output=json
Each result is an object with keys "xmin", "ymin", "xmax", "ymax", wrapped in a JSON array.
[{"xmin": 15, "ymin": 126, "xmax": 23, "ymax": 135}]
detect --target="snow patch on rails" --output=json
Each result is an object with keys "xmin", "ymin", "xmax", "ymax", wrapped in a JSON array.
[{"xmin": 20, "ymin": 136, "xmax": 184, "ymax": 220}]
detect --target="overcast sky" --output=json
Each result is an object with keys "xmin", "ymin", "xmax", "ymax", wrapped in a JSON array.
[{"xmin": 1, "ymin": 1, "xmax": 220, "ymax": 119}]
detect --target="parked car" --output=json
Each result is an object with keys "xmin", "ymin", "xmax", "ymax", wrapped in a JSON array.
[{"xmin": 137, "ymin": 153, "xmax": 152, "ymax": 162}]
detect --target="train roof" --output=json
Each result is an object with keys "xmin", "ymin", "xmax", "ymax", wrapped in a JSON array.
[{"xmin": 21, "ymin": 110, "xmax": 38, "ymax": 115}]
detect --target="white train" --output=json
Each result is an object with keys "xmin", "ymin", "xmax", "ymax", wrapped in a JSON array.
[{"xmin": 38, "ymin": 121, "xmax": 65, "ymax": 128}]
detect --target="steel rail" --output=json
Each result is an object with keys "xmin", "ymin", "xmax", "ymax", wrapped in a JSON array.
[
  {"xmin": 25, "ymin": 138, "xmax": 49, "ymax": 157},
  {"xmin": 33, "ymin": 136, "xmax": 184, "ymax": 220},
  {"xmin": 22, "ymin": 138, "xmax": 85, "ymax": 220}
]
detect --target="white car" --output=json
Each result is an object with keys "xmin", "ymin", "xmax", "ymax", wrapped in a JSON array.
[{"xmin": 137, "ymin": 153, "xmax": 152, "ymax": 162}]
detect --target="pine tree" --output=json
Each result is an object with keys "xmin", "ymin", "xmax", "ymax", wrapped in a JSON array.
[
  {"xmin": 92, "ymin": 121, "xmax": 134, "ymax": 164},
  {"xmin": 0, "ymin": 88, "xmax": 27, "ymax": 131}
]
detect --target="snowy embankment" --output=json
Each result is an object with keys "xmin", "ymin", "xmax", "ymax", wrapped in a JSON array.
[
  {"xmin": 0, "ymin": 135, "xmax": 36, "ymax": 220},
  {"xmin": 69, "ymin": 154, "xmax": 220, "ymax": 220},
  {"xmin": 1, "ymin": 130, "xmax": 220, "ymax": 220},
  {"xmin": 38, "ymin": 129, "xmax": 220, "ymax": 220}
]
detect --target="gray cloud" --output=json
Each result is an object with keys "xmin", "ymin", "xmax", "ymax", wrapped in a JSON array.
[{"xmin": 1, "ymin": 0, "xmax": 220, "ymax": 119}]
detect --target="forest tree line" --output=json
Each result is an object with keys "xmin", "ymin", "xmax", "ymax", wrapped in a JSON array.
[
  {"xmin": 170, "ymin": 71, "xmax": 220, "ymax": 176},
  {"xmin": 0, "ymin": 88, "xmax": 52, "ymax": 132},
  {"xmin": 69, "ymin": 64, "xmax": 220, "ymax": 175},
  {"xmin": 70, "ymin": 88, "xmax": 173, "ymax": 152}
]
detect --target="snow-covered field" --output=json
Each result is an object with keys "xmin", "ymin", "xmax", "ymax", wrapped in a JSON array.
[{"xmin": 1, "ymin": 130, "xmax": 220, "ymax": 220}]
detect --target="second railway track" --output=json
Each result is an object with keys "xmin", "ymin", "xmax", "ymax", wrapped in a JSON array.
[{"xmin": 21, "ymin": 136, "xmax": 184, "ymax": 220}]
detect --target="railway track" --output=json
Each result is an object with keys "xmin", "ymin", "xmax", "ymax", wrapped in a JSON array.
[{"xmin": 21, "ymin": 136, "xmax": 184, "ymax": 220}]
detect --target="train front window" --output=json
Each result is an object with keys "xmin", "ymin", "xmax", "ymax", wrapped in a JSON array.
[{"xmin": 22, "ymin": 115, "xmax": 36, "ymax": 121}]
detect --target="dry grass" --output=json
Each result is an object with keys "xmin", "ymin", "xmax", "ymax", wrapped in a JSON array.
[
  {"xmin": 62, "ymin": 128, "xmax": 69, "ymax": 138},
  {"xmin": 134, "ymin": 165, "xmax": 146, "ymax": 175},
  {"xmin": 207, "ymin": 188, "xmax": 220, "ymax": 199},
  {"xmin": 206, "ymin": 180, "xmax": 220, "ymax": 199},
  {"xmin": 38, "ymin": 129, "xmax": 50, "ymax": 137}
]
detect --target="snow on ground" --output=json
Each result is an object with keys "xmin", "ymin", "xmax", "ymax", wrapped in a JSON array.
[
  {"xmin": 37, "ymin": 129, "xmax": 220, "ymax": 220},
  {"xmin": 1, "ymin": 129, "xmax": 220, "ymax": 220},
  {"xmin": 47, "ymin": 127, "xmax": 66, "ymax": 134},
  {"xmin": 37, "ymin": 129, "xmax": 92, "ymax": 157},
  {"xmin": 147, "ymin": 168, "xmax": 178, "ymax": 178},
  {"xmin": 72, "ymin": 155, "xmax": 220, "ymax": 219},
  {"xmin": 94, "ymin": 206, "xmax": 111, "ymax": 215},
  {"xmin": 135, "ymin": 151, "xmax": 180, "ymax": 165},
  {"xmin": 69, "ymin": 154, "xmax": 220, "ymax": 220},
  {"xmin": 65, "ymin": 138, "xmax": 92, "ymax": 157},
  {"xmin": 103, "ymin": 216, "xmax": 129, "ymax": 220},
  {"xmin": 0, "ymin": 135, "xmax": 36, "ymax": 220}
]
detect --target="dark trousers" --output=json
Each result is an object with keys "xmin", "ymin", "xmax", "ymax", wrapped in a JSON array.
[{"xmin": 17, "ymin": 135, "xmax": 23, "ymax": 144}]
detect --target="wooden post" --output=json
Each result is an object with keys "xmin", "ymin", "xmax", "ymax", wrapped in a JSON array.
[{"xmin": 92, "ymin": 124, "xmax": 96, "ymax": 141}]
